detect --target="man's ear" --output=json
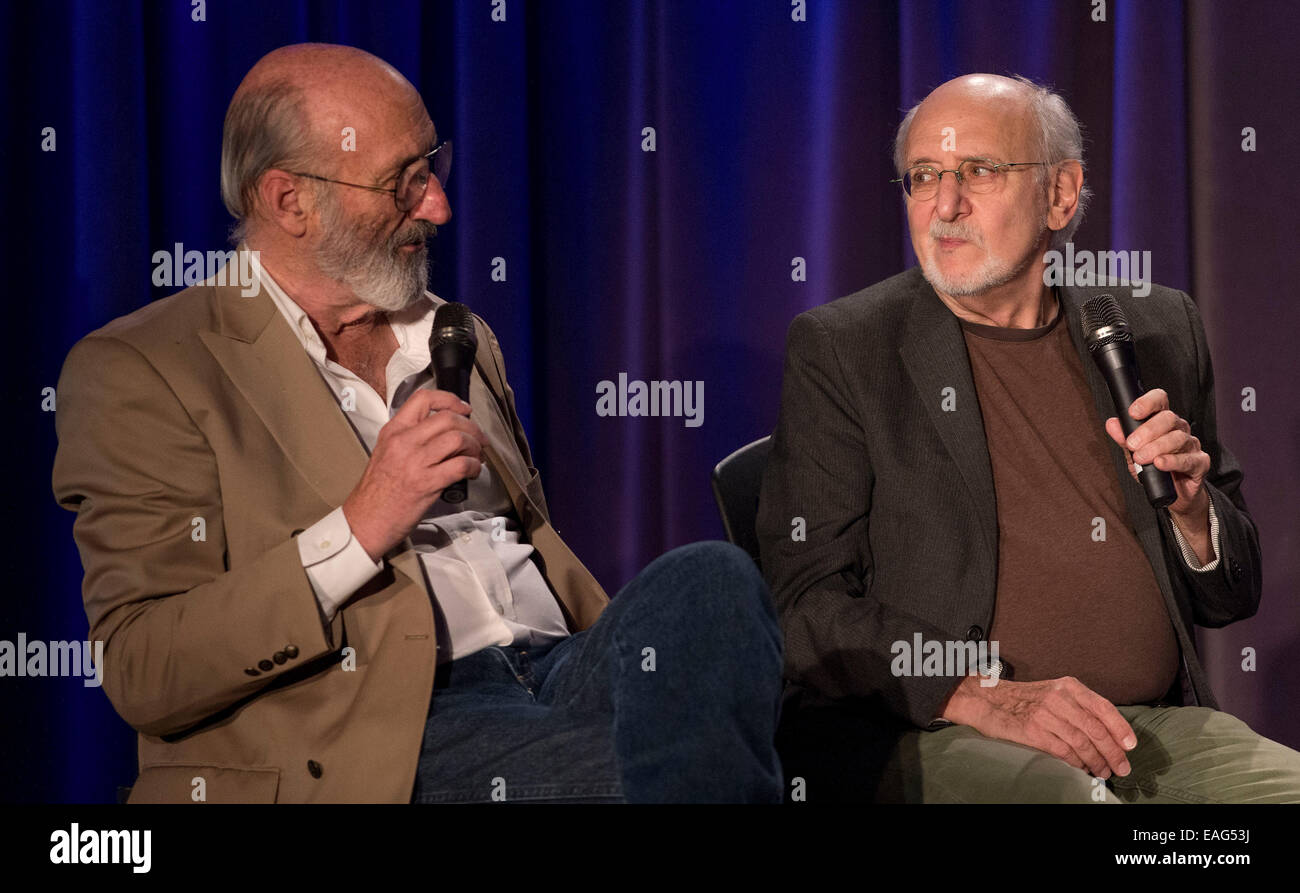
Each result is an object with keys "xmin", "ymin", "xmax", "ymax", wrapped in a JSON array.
[
  {"xmin": 1046, "ymin": 159, "xmax": 1083, "ymax": 236},
  {"xmin": 256, "ymin": 168, "xmax": 310, "ymax": 238}
]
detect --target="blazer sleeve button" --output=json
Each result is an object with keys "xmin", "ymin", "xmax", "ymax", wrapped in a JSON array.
[
  {"xmin": 258, "ymin": 659, "xmax": 274, "ymax": 671},
  {"xmin": 284, "ymin": 644, "xmax": 300, "ymax": 659},
  {"xmin": 307, "ymin": 760, "xmax": 323, "ymax": 779},
  {"xmin": 965, "ymin": 625, "xmax": 984, "ymax": 641},
  {"xmin": 272, "ymin": 651, "xmax": 287, "ymax": 664},
  {"xmin": 244, "ymin": 667, "xmax": 260, "ymax": 677}
]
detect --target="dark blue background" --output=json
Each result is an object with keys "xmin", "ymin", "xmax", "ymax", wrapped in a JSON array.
[{"xmin": 3, "ymin": 0, "xmax": 1297, "ymax": 802}]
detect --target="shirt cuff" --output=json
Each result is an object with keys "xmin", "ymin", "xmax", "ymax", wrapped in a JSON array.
[
  {"xmin": 1169, "ymin": 497, "xmax": 1221, "ymax": 573},
  {"xmin": 296, "ymin": 507, "xmax": 384, "ymax": 621}
]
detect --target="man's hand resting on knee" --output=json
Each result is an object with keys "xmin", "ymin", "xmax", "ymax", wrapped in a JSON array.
[{"xmin": 939, "ymin": 675, "xmax": 1138, "ymax": 779}]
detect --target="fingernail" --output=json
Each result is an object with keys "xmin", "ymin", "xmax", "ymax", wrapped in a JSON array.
[
  {"xmin": 1126, "ymin": 437, "xmax": 1139, "ymax": 450},
  {"xmin": 1118, "ymin": 761, "xmax": 1131, "ymax": 776},
  {"xmin": 1123, "ymin": 735, "xmax": 1136, "ymax": 749}
]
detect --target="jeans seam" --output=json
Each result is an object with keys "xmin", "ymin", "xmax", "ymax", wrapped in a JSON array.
[{"xmin": 485, "ymin": 646, "xmax": 536, "ymax": 699}]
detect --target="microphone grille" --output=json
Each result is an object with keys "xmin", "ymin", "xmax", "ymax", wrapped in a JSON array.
[
  {"xmin": 433, "ymin": 300, "xmax": 475, "ymax": 331},
  {"xmin": 1080, "ymin": 293, "xmax": 1132, "ymax": 350},
  {"xmin": 431, "ymin": 301, "xmax": 478, "ymax": 349}
]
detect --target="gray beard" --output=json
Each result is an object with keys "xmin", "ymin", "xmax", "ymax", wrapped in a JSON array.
[
  {"xmin": 921, "ymin": 219, "xmax": 1048, "ymax": 298},
  {"xmin": 313, "ymin": 190, "xmax": 432, "ymax": 312},
  {"xmin": 921, "ymin": 247, "xmax": 1022, "ymax": 297}
]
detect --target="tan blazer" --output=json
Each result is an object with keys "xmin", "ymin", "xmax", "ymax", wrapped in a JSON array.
[{"xmin": 52, "ymin": 278, "xmax": 608, "ymax": 803}]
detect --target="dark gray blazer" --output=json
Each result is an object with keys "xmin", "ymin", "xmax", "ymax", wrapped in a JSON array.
[{"xmin": 757, "ymin": 266, "xmax": 1261, "ymax": 729}]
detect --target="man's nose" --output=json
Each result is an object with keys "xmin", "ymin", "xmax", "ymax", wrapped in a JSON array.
[
  {"xmin": 934, "ymin": 171, "xmax": 965, "ymax": 220},
  {"xmin": 410, "ymin": 178, "xmax": 452, "ymax": 225}
]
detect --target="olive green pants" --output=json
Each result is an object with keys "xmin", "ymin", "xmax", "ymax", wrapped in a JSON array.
[{"xmin": 879, "ymin": 705, "xmax": 1300, "ymax": 803}]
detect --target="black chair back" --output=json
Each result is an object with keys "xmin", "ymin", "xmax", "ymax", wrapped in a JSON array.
[{"xmin": 710, "ymin": 435, "xmax": 773, "ymax": 565}]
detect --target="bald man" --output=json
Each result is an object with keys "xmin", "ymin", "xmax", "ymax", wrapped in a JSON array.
[
  {"xmin": 53, "ymin": 43, "xmax": 782, "ymax": 804},
  {"xmin": 758, "ymin": 73, "xmax": 1300, "ymax": 803}
]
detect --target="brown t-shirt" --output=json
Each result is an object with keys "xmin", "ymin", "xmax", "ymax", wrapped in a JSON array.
[{"xmin": 961, "ymin": 302, "xmax": 1179, "ymax": 706}]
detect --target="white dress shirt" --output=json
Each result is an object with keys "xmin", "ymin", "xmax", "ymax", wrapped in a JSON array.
[{"xmin": 254, "ymin": 259, "xmax": 570, "ymax": 663}]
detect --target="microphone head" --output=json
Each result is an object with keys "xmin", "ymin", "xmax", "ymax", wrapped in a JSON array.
[
  {"xmin": 431, "ymin": 301, "xmax": 478, "ymax": 351},
  {"xmin": 1080, "ymin": 293, "xmax": 1132, "ymax": 352}
]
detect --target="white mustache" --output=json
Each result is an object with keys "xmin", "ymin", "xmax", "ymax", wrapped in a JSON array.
[
  {"xmin": 930, "ymin": 222, "xmax": 984, "ymax": 247},
  {"xmin": 394, "ymin": 228, "xmax": 434, "ymax": 249}
]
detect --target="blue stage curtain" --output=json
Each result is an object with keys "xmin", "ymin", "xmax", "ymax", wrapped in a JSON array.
[{"xmin": 3, "ymin": 0, "xmax": 1296, "ymax": 802}]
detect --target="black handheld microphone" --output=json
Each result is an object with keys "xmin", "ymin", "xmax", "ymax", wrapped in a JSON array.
[
  {"xmin": 429, "ymin": 301, "xmax": 478, "ymax": 504},
  {"xmin": 1080, "ymin": 293, "xmax": 1177, "ymax": 509}
]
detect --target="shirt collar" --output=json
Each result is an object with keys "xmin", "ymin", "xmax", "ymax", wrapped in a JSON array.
[{"xmin": 244, "ymin": 242, "xmax": 441, "ymax": 368}]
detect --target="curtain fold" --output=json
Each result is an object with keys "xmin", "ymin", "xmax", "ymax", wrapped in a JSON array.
[{"xmin": 4, "ymin": 0, "xmax": 1296, "ymax": 802}]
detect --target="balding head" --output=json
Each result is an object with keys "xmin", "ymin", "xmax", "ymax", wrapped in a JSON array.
[
  {"xmin": 236, "ymin": 43, "xmax": 415, "ymax": 101},
  {"xmin": 893, "ymin": 73, "xmax": 1091, "ymax": 249},
  {"xmin": 218, "ymin": 44, "xmax": 449, "ymax": 317},
  {"xmin": 895, "ymin": 74, "xmax": 1058, "ymax": 174},
  {"xmin": 221, "ymin": 43, "xmax": 426, "ymax": 240}
]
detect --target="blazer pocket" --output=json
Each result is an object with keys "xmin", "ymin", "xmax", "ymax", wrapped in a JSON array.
[{"xmin": 127, "ymin": 764, "xmax": 281, "ymax": 804}]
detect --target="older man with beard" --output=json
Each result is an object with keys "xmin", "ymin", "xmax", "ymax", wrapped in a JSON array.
[
  {"xmin": 52, "ymin": 43, "xmax": 782, "ymax": 804},
  {"xmin": 758, "ymin": 73, "xmax": 1300, "ymax": 803}
]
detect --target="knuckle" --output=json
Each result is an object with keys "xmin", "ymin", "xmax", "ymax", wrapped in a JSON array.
[{"xmin": 428, "ymin": 431, "xmax": 454, "ymax": 457}]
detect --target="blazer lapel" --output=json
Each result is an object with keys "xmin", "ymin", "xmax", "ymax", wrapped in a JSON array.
[
  {"xmin": 198, "ymin": 282, "xmax": 370, "ymax": 512},
  {"xmin": 470, "ymin": 352, "xmax": 535, "ymax": 508},
  {"xmin": 471, "ymin": 329, "xmax": 610, "ymax": 626},
  {"xmin": 482, "ymin": 442, "xmax": 542, "ymax": 532},
  {"xmin": 898, "ymin": 281, "xmax": 999, "ymax": 558}
]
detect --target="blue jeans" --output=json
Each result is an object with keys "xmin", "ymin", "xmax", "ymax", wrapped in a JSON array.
[{"xmin": 409, "ymin": 541, "xmax": 784, "ymax": 803}]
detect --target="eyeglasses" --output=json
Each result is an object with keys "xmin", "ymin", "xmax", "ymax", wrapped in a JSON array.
[
  {"xmin": 891, "ymin": 160, "xmax": 1046, "ymax": 200},
  {"xmin": 291, "ymin": 140, "xmax": 452, "ymax": 212}
]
